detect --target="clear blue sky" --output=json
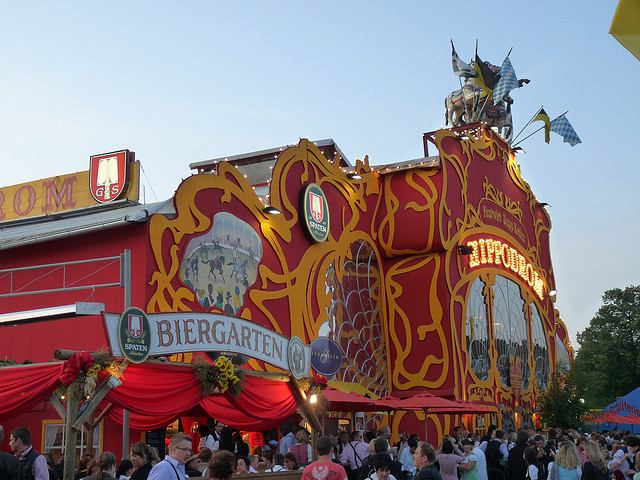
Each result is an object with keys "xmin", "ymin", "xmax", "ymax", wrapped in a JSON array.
[{"xmin": 1, "ymin": 1, "xmax": 636, "ymax": 349}]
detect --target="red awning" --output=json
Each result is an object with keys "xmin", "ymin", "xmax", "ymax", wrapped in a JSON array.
[
  {"xmin": 322, "ymin": 387, "xmax": 393, "ymax": 412},
  {"xmin": 0, "ymin": 357, "xmax": 299, "ymax": 431}
]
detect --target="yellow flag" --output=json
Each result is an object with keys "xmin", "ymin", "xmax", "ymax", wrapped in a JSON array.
[{"xmin": 533, "ymin": 108, "xmax": 551, "ymax": 144}]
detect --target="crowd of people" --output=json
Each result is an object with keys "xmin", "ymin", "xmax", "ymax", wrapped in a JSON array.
[{"xmin": 3, "ymin": 422, "xmax": 640, "ymax": 480}]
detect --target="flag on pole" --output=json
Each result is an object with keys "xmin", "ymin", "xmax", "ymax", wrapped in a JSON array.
[
  {"xmin": 550, "ymin": 114, "xmax": 582, "ymax": 146},
  {"xmin": 533, "ymin": 108, "xmax": 551, "ymax": 143},
  {"xmin": 451, "ymin": 41, "xmax": 477, "ymax": 78},
  {"xmin": 493, "ymin": 56, "xmax": 519, "ymax": 104},
  {"xmin": 473, "ymin": 53, "xmax": 500, "ymax": 97}
]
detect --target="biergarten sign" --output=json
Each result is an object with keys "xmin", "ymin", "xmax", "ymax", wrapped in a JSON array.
[{"xmin": 104, "ymin": 311, "xmax": 311, "ymax": 374}]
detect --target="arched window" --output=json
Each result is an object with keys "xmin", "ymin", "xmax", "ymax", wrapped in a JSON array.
[
  {"xmin": 556, "ymin": 334, "xmax": 571, "ymax": 372},
  {"xmin": 466, "ymin": 277, "xmax": 490, "ymax": 381},
  {"xmin": 492, "ymin": 275, "xmax": 530, "ymax": 390},
  {"xmin": 531, "ymin": 304, "xmax": 550, "ymax": 391},
  {"xmin": 325, "ymin": 240, "xmax": 387, "ymax": 396}
]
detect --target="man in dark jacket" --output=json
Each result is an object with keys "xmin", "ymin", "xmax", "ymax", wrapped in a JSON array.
[
  {"xmin": 413, "ymin": 443, "xmax": 442, "ymax": 480},
  {"xmin": 506, "ymin": 430, "xmax": 530, "ymax": 480},
  {"xmin": 0, "ymin": 425, "xmax": 19, "ymax": 480}
]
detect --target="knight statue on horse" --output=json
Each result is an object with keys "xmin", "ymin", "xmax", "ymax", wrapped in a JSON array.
[{"xmin": 445, "ymin": 41, "xmax": 529, "ymax": 144}]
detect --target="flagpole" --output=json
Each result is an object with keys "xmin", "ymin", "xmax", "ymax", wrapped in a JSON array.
[
  {"xmin": 513, "ymin": 110, "xmax": 570, "ymax": 147},
  {"xmin": 512, "ymin": 125, "xmax": 545, "ymax": 147},
  {"xmin": 511, "ymin": 107, "xmax": 543, "ymax": 144}
]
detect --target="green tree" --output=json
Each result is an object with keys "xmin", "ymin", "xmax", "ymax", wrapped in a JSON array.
[
  {"xmin": 539, "ymin": 364, "xmax": 588, "ymax": 430},
  {"xmin": 572, "ymin": 286, "xmax": 640, "ymax": 409}
]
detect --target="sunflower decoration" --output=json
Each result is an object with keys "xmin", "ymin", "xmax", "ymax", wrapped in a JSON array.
[
  {"xmin": 59, "ymin": 352, "xmax": 118, "ymax": 403},
  {"xmin": 193, "ymin": 356, "xmax": 243, "ymax": 397}
]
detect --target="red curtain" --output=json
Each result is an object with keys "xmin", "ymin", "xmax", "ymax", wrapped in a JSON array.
[
  {"xmin": 200, "ymin": 375, "xmax": 299, "ymax": 429},
  {"xmin": 0, "ymin": 359, "xmax": 299, "ymax": 431},
  {"xmin": 102, "ymin": 363, "xmax": 299, "ymax": 430},
  {"xmin": 0, "ymin": 362, "xmax": 64, "ymax": 419}
]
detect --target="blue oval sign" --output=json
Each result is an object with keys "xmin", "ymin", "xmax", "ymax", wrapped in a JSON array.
[{"xmin": 310, "ymin": 336, "xmax": 343, "ymax": 376}]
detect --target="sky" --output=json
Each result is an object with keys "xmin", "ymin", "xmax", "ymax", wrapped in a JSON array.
[{"xmin": 0, "ymin": 1, "xmax": 637, "ymax": 350}]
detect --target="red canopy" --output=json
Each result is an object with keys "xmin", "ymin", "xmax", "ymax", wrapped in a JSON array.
[
  {"xmin": 0, "ymin": 357, "xmax": 299, "ymax": 430},
  {"xmin": 380, "ymin": 392, "xmax": 463, "ymax": 411},
  {"xmin": 585, "ymin": 411, "xmax": 633, "ymax": 424},
  {"xmin": 322, "ymin": 387, "xmax": 392, "ymax": 412}
]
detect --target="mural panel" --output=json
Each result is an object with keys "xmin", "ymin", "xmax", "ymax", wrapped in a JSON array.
[{"xmin": 180, "ymin": 212, "xmax": 262, "ymax": 314}]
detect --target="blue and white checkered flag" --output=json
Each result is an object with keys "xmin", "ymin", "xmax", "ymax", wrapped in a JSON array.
[
  {"xmin": 550, "ymin": 114, "xmax": 582, "ymax": 146},
  {"xmin": 493, "ymin": 57, "xmax": 519, "ymax": 104}
]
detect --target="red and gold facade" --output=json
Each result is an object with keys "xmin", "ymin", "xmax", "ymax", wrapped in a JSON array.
[{"xmin": 0, "ymin": 127, "xmax": 572, "ymax": 454}]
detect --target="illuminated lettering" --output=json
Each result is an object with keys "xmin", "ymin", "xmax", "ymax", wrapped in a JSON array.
[
  {"xmin": 468, "ymin": 241, "xmax": 480, "ymax": 267},
  {"xmin": 466, "ymin": 237, "xmax": 546, "ymax": 300},
  {"xmin": 479, "ymin": 239, "xmax": 487, "ymax": 264},
  {"xmin": 486, "ymin": 239, "xmax": 495, "ymax": 263}
]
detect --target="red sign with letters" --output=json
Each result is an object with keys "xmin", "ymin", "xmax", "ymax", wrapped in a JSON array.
[{"xmin": 89, "ymin": 150, "xmax": 130, "ymax": 203}]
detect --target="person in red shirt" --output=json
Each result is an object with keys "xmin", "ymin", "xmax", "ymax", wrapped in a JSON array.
[{"xmin": 301, "ymin": 436, "xmax": 347, "ymax": 480}]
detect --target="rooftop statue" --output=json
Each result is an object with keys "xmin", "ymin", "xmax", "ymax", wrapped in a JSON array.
[{"xmin": 446, "ymin": 41, "xmax": 529, "ymax": 144}]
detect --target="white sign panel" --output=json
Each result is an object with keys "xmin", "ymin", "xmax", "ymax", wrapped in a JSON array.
[{"xmin": 104, "ymin": 311, "xmax": 309, "ymax": 373}]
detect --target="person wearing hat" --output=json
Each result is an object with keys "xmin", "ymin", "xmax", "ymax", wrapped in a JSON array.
[
  {"xmin": 224, "ymin": 292, "xmax": 234, "ymax": 315},
  {"xmin": 184, "ymin": 453, "xmax": 201, "ymax": 478}
]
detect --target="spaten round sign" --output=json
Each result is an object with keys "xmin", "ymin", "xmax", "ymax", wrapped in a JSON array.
[
  {"xmin": 310, "ymin": 336, "xmax": 343, "ymax": 376},
  {"xmin": 118, "ymin": 307, "xmax": 151, "ymax": 363},
  {"xmin": 300, "ymin": 183, "xmax": 330, "ymax": 243}
]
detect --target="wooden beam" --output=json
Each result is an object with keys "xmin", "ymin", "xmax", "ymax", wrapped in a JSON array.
[
  {"xmin": 289, "ymin": 377, "xmax": 323, "ymax": 434},
  {"xmin": 91, "ymin": 403, "xmax": 113, "ymax": 430},
  {"xmin": 63, "ymin": 386, "xmax": 79, "ymax": 480},
  {"xmin": 72, "ymin": 375, "xmax": 121, "ymax": 432},
  {"xmin": 48, "ymin": 394, "xmax": 67, "ymax": 421}
]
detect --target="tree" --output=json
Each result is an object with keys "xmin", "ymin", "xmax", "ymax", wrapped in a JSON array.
[
  {"xmin": 539, "ymin": 364, "xmax": 588, "ymax": 430},
  {"xmin": 572, "ymin": 285, "xmax": 640, "ymax": 409}
]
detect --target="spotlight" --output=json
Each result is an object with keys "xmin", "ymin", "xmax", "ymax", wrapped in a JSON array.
[
  {"xmin": 458, "ymin": 245, "xmax": 474, "ymax": 255},
  {"xmin": 512, "ymin": 146, "xmax": 526, "ymax": 154},
  {"xmin": 309, "ymin": 394, "xmax": 318, "ymax": 404},
  {"xmin": 347, "ymin": 173, "xmax": 363, "ymax": 180},
  {"xmin": 263, "ymin": 206, "xmax": 282, "ymax": 215}
]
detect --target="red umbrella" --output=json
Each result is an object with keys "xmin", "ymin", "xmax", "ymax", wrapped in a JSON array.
[
  {"xmin": 321, "ymin": 387, "xmax": 394, "ymax": 412},
  {"xmin": 585, "ymin": 411, "xmax": 630, "ymax": 424},
  {"xmin": 380, "ymin": 392, "xmax": 473, "ymax": 442}
]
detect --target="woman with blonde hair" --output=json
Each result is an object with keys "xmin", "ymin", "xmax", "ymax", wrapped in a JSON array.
[
  {"xmin": 582, "ymin": 440, "xmax": 608, "ymax": 480},
  {"xmin": 289, "ymin": 430, "xmax": 311, "ymax": 467},
  {"xmin": 548, "ymin": 442, "xmax": 582, "ymax": 480}
]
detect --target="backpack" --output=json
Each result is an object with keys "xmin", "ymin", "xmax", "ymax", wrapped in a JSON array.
[{"xmin": 486, "ymin": 440, "xmax": 503, "ymax": 469}]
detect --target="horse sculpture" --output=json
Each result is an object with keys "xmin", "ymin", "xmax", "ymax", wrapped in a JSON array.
[
  {"xmin": 444, "ymin": 58, "xmax": 527, "ymax": 144},
  {"xmin": 445, "ymin": 82, "xmax": 482, "ymax": 126}
]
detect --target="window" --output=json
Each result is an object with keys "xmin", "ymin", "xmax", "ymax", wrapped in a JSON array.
[
  {"xmin": 492, "ymin": 275, "xmax": 530, "ymax": 391},
  {"xmin": 43, "ymin": 421, "xmax": 101, "ymax": 457},
  {"xmin": 466, "ymin": 277, "xmax": 491, "ymax": 381},
  {"xmin": 556, "ymin": 334, "xmax": 570, "ymax": 372},
  {"xmin": 531, "ymin": 304, "xmax": 550, "ymax": 390}
]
